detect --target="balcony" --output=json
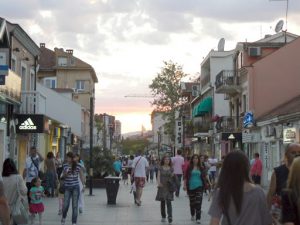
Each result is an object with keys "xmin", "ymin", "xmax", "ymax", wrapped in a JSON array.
[
  {"xmin": 193, "ymin": 117, "xmax": 211, "ymax": 133},
  {"xmin": 215, "ymin": 116, "xmax": 243, "ymax": 133},
  {"xmin": 21, "ymin": 83, "xmax": 82, "ymax": 136},
  {"xmin": 0, "ymin": 70, "xmax": 21, "ymax": 102},
  {"xmin": 215, "ymin": 70, "xmax": 241, "ymax": 95}
]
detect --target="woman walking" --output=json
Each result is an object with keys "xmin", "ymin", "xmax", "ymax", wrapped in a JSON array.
[
  {"xmin": 2, "ymin": 158, "xmax": 27, "ymax": 225},
  {"xmin": 61, "ymin": 152, "xmax": 84, "ymax": 225},
  {"xmin": 74, "ymin": 153, "xmax": 86, "ymax": 214},
  {"xmin": 183, "ymin": 154, "xmax": 207, "ymax": 224},
  {"xmin": 208, "ymin": 151, "xmax": 272, "ymax": 225},
  {"xmin": 156, "ymin": 155, "xmax": 175, "ymax": 224},
  {"xmin": 45, "ymin": 152, "xmax": 57, "ymax": 197},
  {"xmin": 281, "ymin": 156, "xmax": 300, "ymax": 225}
]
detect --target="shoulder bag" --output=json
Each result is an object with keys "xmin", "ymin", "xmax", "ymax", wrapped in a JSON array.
[
  {"xmin": 31, "ymin": 157, "xmax": 45, "ymax": 180},
  {"xmin": 11, "ymin": 176, "xmax": 29, "ymax": 224}
]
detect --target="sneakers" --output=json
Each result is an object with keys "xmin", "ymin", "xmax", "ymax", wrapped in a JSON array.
[
  {"xmin": 196, "ymin": 219, "xmax": 201, "ymax": 224},
  {"xmin": 161, "ymin": 218, "xmax": 166, "ymax": 222},
  {"xmin": 168, "ymin": 217, "xmax": 172, "ymax": 224},
  {"xmin": 79, "ymin": 208, "xmax": 83, "ymax": 214},
  {"xmin": 61, "ymin": 218, "xmax": 65, "ymax": 225},
  {"xmin": 191, "ymin": 215, "xmax": 195, "ymax": 221}
]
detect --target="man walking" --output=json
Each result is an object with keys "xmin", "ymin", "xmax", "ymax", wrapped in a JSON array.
[
  {"xmin": 250, "ymin": 153, "xmax": 262, "ymax": 185},
  {"xmin": 23, "ymin": 146, "xmax": 44, "ymax": 203},
  {"xmin": 131, "ymin": 150, "xmax": 149, "ymax": 206},
  {"xmin": 172, "ymin": 149, "xmax": 184, "ymax": 197}
]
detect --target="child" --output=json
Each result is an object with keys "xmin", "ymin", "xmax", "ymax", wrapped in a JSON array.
[
  {"xmin": 57, "ymin": 177, "xmax": 65, "ymax": 215},
  {"xmin": 29, "ymin": 178, "xmax": 45, "ymax": 225}
]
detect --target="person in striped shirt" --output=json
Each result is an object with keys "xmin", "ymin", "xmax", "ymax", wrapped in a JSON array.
[{"xmin": 61, "ymin": 152, "xmax": 84, "ymax": 225}]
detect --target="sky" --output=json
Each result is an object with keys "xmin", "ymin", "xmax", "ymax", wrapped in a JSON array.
[{"xmin": 1, "ymin": 0, "xmax": 300, "ymax": 133}]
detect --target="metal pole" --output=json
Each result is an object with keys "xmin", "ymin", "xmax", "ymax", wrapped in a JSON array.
[
  {"xmin": 89, "ymin": 96, "xmax": 94, "ymax": 196},
  {"xmin": 182, "ymin": 115, "xmax": 185, "ymax": 152}
]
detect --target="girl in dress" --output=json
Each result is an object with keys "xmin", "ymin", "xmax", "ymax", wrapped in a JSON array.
[
  {"xmin": 156, "ymin": 155, "xmax": 175, "ymax": 224},
  {"xmin": 29, "ymin": 177, "xmax": 45, "ymax": 225}
]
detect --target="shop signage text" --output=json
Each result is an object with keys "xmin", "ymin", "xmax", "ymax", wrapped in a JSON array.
[{"xmin": 16, "ymin": 114, "xmax": 44, "ymax": 133}]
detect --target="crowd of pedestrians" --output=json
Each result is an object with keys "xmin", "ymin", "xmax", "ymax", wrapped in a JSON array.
[
  {"xmin": 0, "ymin": 146, "xmax": 86, "ymax": 225},
  {"xmin": 0, "ymin": 143, "xmax": 300, "ymax": 225}
]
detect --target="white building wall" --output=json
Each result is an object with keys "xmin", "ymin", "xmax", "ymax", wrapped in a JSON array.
[
  {"xmin": 36, "ymin": 83, "xmax": 81, "ymax": 136},
  {"xmin": 210, "ymin": 53, "xmax": 234, "ymax": 117}
]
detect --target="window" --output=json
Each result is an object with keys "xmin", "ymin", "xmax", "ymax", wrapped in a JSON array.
[
  {"xmin": 11, "ymin": 58, "xmax": 16, "ymax": 72},
  {"xmin": 76, "ymin": 80, "xmax": 85, "ymax": 91},
  {"xmin": 243, "ymin": 94, "xmax": 247, "ymax": 112},
  {"xmin": 44, "ymin": 77, "xmax": 56, "ymax": 89},
  {"xmin": 21, "ymin": 66, "xmax": 26, "ymax": 90},
  {"xmin": 57, "ymin": 57, "xmax": 67, "ymax": 66}
]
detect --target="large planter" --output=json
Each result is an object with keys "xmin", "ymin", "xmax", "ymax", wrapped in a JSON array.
[
  {"xmin": 104, "ymin": 176, "xmax": 121, "ymax": 205},
  {"xmin": 86, "ymin": 178, "xmax": 105, "ymax": 188}
]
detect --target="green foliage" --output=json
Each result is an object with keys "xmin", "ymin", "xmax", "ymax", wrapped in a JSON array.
[
  {"xmin": 121, "ymin": 138, "xmax": 150, "ymax": 155},
  {"xmin": 149, "ymin": 61, "xmax": 188, "ymax": 141},
  {"xmin": 85, "ymin": 146, "xmax": 114, "ymax": 178}
]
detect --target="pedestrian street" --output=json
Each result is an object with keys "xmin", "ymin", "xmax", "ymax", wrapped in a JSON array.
[{"xmin": 42, "ymin": 182, "xmax": 211, "ymax": 225}]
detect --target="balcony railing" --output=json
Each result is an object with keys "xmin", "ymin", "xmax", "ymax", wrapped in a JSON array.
[
  {"xmin": 215, "ymin": 70, "xmax": 241, "ymax": 95},
  {"xmin": 215, "ymin": 116, "xmax": 243, "ymax": 133},
  {"xmin": 21, "ymin": 91, "xmax": 47, "ymax": 114},
  {"xmin": 193, "ymin": 118, "xmax": 211, "ymax": 133}
]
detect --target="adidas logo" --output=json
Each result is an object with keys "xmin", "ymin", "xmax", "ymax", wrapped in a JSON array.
[{"xmin": 19, "ymin": 118, "xmax": 37, "ymax": 130}]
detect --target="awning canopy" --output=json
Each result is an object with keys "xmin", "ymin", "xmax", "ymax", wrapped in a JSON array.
[{"xmin": 192, "ymin": 97, "xmax": 212, "ymax": 117}]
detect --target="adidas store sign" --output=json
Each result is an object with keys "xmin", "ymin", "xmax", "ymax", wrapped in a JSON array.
[
  {"xmin": 16, "ymin": 114, "xmax": 44, "ymax": 133},
  {"xmin": 19, "ymin": 118, "xmax": 37, "ymax": 130}
]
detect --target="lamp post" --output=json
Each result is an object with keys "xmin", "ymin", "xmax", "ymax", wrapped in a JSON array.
[{"xmin": 89, "ymin": 96, "xmax": 94, "ymax": 196}]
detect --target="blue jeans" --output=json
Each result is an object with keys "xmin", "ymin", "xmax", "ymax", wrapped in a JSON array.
[
  {"xmin": 62, "ymin": 185, "xmax": 80, "ymax": 224},
  {"xmin": 175, "ymin": 174, "xmax": 182, "ymax": 196},
  {"xmin": 46, "ymin": 171, "xmax": 56, "ymax": 197}
]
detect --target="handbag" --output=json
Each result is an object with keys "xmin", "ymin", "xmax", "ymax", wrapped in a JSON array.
[{"xmin": 11, "ymin": 176, "xmax": 29, "ymax": 224}]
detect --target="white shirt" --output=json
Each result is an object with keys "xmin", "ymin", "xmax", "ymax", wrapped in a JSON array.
[
  {"xmin": 208, "ymin": 158, "xmax": 218, "ymax": 172},
  {"xmin": 25, "ymin": 155, "xmax": 40, "ymax": 182},
  {"xmin": 3, "ymin": 174, "xmax": 27, "ymax": 206},
  {"xmin": 132, "ymin": 156, "xmax": 149, "ymax": 178}
]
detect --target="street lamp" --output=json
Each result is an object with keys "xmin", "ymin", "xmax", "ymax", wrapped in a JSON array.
[{"xmin": 89, "ymin": 96, "xmax": 94, "ymax": 196}]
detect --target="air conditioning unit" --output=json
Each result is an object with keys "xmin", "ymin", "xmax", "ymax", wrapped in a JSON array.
[{"xmin": 248, "ymin": 47, "xmax": 261, "ymax": 57}]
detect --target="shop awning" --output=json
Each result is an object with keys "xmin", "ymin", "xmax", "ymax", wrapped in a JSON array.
[{"xmin": 193, "ymin": 97, "xmax": 212, "ymax": 117}]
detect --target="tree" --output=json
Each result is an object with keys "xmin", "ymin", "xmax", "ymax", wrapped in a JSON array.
[
  {"xmin": 121, "ymin": 138, "xmax": 150, "ymax": 155},
  {"xmin": 149, "ymin": 61, "xmax": 188, "ymax": 141}
]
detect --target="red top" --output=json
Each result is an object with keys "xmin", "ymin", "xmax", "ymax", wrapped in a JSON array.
[{"xmin": 250, "ymin": 158, "xmax": 263, "ymax": 176}]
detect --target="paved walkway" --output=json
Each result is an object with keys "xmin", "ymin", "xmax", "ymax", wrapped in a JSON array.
[{"xmin": 42, "ymin": 181, "xmax": 212, "ymax": 225}]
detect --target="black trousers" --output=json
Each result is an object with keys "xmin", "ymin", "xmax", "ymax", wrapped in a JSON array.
[
  {"xmin": 160, "ymin": 200, "xmax": 172, "ymax": 219},
  {"xmin": 26, "ymin": 182, "xmax": 33, "ymax": 203},
  {"xmin": 188, "ymin": 187, "xmax": 203, "ymax": 220}
]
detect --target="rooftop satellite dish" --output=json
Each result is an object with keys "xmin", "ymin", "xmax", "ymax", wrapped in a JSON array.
[
  {"xmin": 275, "ymin": 20, "xmax": 284, "ymax": 33},
  {"xmin": 218, "ymin": 38, "xmax": 225, "ymax": 51}
]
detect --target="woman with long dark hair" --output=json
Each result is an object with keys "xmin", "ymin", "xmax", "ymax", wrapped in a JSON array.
[
  {"xmin": 183, "ymin": 154, "xmax": 207, "ymax": 224},
  {"xmin": 61, "ymin": 152, "xmax": 84, "ymax": 225},
  {"xmin": 156, "ymin": 155, "xmax": 175, "ymax": 224},
  {"xmin": 282, "ymin": 156, "xmax": 300, "ymax": 225},
  {"xmin": 2, "ymin": 158, "xmax": 27, "ymax": 225},
  {"xmin": 208, "ymin": 151, "xmax": 272, "ymax": 225},
  {"xmin": 45, "ymin": 152, "xmax": 57, "ymax": 197}
]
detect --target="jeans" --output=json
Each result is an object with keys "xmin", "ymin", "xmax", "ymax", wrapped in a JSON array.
[
  {"xmin": 160, "ymin": 200, "xmax": 172, "ymax": 219},
  {"xmin": 62, "ymin": 185, "xmax": 80, "ymax": 224},
  {"xmin": 46, "ymin": 171, "xmax": 56, "ymax": 197},
  {"xmin": 175, "ymin": 174, "xmax": 182, "ymax": 196}
]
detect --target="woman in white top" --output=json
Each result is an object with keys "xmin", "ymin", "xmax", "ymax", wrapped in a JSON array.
[{"xmin": 2, "ymin": 158, "xmax": 27, "ymax": 224}]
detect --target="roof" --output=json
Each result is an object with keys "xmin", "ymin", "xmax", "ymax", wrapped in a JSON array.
[
  {"xmin": 257, "ymin": 95, "xmax": 300, "ymax": 121},
  {"xmin": 39, "ymin": 46, "xmax": 98, "ymax": 83}
]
